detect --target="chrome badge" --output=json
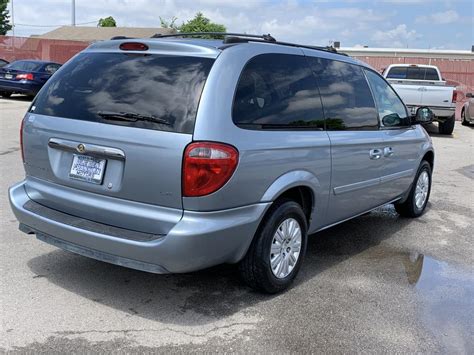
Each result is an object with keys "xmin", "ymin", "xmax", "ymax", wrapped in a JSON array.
[{"xmin": 77, "ymin": 143, "xmax": 86, "ymax": 153}]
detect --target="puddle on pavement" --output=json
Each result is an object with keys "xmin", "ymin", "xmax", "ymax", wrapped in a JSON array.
[{"xmin": 401, "ymin": 253, "xmax": 473, "ymax": 352}]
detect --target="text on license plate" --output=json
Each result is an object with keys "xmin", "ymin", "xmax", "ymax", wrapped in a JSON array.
[
  {"xmin": 5, "ymin": 74, "xmax": 13, "ymax": 79},
  {"xmin": 69, "ymin": 154, "xmax": 106, "ymax": 184}
]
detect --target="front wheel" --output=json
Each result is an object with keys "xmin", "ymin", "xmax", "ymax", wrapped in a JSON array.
[
  {"xmin": 0, "ymin": 91, "xmax": 12, "ymax": 98},
  {"xmin": 239, "ymin": 199, "xmax": 308, "ymax": 293},
  {"xmin": 438, "ymin": 115, "xmax": 455, "ymax": 135},
  {"xmin": 395, "ymin": 161, "xmax": 432, "ymax": 218}
]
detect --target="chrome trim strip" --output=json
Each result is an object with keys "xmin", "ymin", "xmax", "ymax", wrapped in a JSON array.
[
  {"xmin": 48, "ymin": 138, "xmax": 125, "ymax": 160},
  {"xmin": 380, "ymin": 169, "xmax": 414, "ymax": 183},
  {"xmin": 333, "ymin": 177, "xmax": 380, "ymax": 195}
]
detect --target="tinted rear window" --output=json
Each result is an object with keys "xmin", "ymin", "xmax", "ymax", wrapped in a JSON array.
[
  {"xmin": 6, "ymin": 61, "xmax": 43, "ymax": 71},
  {"xmin": 30, "ymin": 53, "xmax": 214, "ymax": 134},
  {"xmin": 386, "ymin": 66, "xmax": 440, "ymax": 81}
]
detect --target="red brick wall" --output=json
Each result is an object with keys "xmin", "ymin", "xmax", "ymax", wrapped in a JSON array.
[{"xmin": 0, "ymin": 36, "xmax": 89, "ymax": 64}]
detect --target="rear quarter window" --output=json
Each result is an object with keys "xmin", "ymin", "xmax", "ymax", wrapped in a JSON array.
[
  {"xmin": 232, "ymin": 53, "xmax": 325, "ymax": 130},
  {"xmin": 30, "ymin": 53, "xmax": 214, "ymax": 134}
]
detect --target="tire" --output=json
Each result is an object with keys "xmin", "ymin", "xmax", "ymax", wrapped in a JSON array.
[
  {"xmin": 438, "ymin": 115, "xmax": 455, "ymax": 135},
  {"xmin": 0, "ymin": 91, "xmax": 12, "ymax": 98},
  {"xmin": 239, "ymin": 199, "xmax": 308, "ymax": 293},
  {"xmin": 461, "ymin": 109, "xmax": 469, "ymax": 126},
  {"xmin": 394, "ymin": 161, "xmax": 432, "ymax": 218}
]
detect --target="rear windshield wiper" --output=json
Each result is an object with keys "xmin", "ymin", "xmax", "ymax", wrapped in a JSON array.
[{"xmin": 97, "ymin": 111, "xmax": 171, "ymax": 126}]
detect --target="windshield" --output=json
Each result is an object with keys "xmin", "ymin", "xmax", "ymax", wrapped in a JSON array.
[{"xmin": 30, "ymin": 53, "xmax": 215, "ymax": 134}]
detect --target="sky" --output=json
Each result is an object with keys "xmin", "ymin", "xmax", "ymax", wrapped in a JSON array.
[{"xmin": 6, "ymin": 0, "xmax": 474, "ymax": 50}]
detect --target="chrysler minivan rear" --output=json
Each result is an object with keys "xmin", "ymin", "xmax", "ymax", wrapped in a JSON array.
[{"xmin": 9, "ymin": 40, "xmax": 268, "ymax": 273}]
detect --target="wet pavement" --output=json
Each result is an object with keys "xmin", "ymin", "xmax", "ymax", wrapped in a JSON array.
[{"xmin": 1, "ymin": 97, "xmax": 473, "ymax": 353}]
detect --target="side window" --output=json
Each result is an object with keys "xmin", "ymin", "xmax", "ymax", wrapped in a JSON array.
[
  {"xmin": 44, "ymin": 64, "xmax": 60, "ymax": 74},
  {"xmin": 365, "ymin": 70, "xmax": 409, "ymax": 128},
  {"xmin": 307, "ymin": 57, "xmax": 378, "ymax": 130},
  {"xmin": 232, "ymin": 54, "xmax": 325, "ymax": 129}
]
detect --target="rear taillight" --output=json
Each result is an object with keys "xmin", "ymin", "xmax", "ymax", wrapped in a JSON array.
[
  {"xmin": 183, "ymin": 142, "xmax": 239, "ymax": 197},
  {"xmin": 452, "ymin": 90, "xmax": 458, "ymax": 103},
  {"xmin": 16, "ymin": 73, "xmax": 34, "ymax": 80},
  {"xmin": 20, "ymin": 117, "xmax": 25, "ymax": 162}
]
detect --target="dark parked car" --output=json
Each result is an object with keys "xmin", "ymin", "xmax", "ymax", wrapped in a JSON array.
[
  {"xmin": 0, "ymin": 60, "xmax": 61, "ymax": 98},
  {"xmin": 0, "ymin": 58, "xmax": 9, "ymax": 68}
]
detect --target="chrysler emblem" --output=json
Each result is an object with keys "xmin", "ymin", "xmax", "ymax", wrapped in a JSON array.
[{"xmin": 77, "ymin": 144, "xmax": 86, "ymax": 153}]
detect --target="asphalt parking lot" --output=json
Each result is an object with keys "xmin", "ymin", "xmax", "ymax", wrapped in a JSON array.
[{"xmin": 1, "ymin": 96, "xmax": 473, "ymax": 353}]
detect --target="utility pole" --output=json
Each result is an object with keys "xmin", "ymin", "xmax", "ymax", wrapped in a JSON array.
[
  {"xmin": 11, "ymin": 0, "xmax": 15, "ymax": 36},
  {"xmin": 72, "ymin": 0, "xmax": 76, "ymax": 26}
]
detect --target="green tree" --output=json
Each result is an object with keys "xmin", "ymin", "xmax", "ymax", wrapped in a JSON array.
[
  {"xmin": 0, "ymin": 0, "xmax": 12, "ymax": 35},
  {"xmin": 98, "ymin": 16, "xmax": 117, "ymax": 27},
  {"xmin": 178, "ymin": 12, "xmax": 226, "ymax": 38}
]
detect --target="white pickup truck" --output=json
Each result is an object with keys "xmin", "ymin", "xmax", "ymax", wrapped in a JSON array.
[{"xmin": 383, "ymin": 64, "xmax": 457, "ymax": 134}]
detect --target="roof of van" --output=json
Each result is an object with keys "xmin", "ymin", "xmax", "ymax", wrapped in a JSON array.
[{"xmin": 87, "ymin": 37, "xmax": 365, "ymax": 67}]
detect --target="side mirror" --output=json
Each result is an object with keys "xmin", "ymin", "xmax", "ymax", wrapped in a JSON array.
[
  {"xmin": 466, "ymin": 92, "xmax": 473, "ymax": 98},
  {"xmin": 412, "ymin": 107, "xmax": 434, "ymax": 124}
]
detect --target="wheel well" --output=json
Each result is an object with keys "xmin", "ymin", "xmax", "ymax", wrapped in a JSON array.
[
  {"xmin": 423, "ymin": 151, "xmax": 434, "ymax": 170},
  {"xmin": 275, "ymin": 186, "xmax": 314, "ymax": 224}
]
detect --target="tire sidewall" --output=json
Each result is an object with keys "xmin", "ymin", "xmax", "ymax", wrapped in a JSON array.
[
  {"xmin": 410, "ymin": 162, "xmax": 432, "ymax": 216},
  {"xmin": 258, "ymin": 201, "xmax": 308, "ymax": 290}
]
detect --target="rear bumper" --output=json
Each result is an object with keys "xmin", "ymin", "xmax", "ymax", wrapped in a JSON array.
[
  {"xmin": 0, "ymin": 80, "xmax": 40, "ymax": 95},
  {"xmin": 9, "ymin": 181, "xmax": 270, "ymax": 273},
  {"xmin": 407, "ymin": 105, "xmax": 455, "ymax": 119}
]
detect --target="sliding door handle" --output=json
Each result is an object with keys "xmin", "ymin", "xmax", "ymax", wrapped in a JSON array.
[
  {"xmin": 384, "ymin": 147, "xmax": 394, "ymax": 157},
  {"xmin": 369, "ymin": 149, "xmax": 382, "ymax": 160}
]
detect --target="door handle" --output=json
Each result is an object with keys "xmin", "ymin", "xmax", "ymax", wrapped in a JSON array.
[
  {"xmin": 369, "ymin": 149, "xmax": 382, "ymax": 160},
  {"xmin": 383, "ymin": 147, "xmax": 394, "ymax": 157}
]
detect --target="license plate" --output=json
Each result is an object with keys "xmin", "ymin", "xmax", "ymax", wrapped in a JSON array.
[
  {"xmin": 69, "ymin": 154, "xmax": 106, "ymax": 184},
  {"xmin": 5, "ymin": 74, "xmax": 13, "ymax": 79}
]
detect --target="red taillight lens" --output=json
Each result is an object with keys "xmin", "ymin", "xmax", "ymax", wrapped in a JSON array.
[
  {"xmin": 183, "ymin": 142, "xmax": 239, "ymax": 197},
  {"xmin": 452, "ymin": 90, "xmax": 458, "ymax": 103},
  {"xmin": 119, "ymin": 42, "xmax": 149, "ymax": 51},
  {"xmin": 20, "ymin": 117, "xmax": 25, "ymax": 162},
  {"xmin": 16, "ymin": 73, "xmax": 34, "ymax": 80}
]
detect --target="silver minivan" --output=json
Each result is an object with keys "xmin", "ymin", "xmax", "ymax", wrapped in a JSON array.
[{"xmin": 9, "ymin": 33, "xmax": 435, "ymax": 293}]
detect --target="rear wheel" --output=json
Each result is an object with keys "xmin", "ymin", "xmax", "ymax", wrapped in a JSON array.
[
  {"xmin": 461, "ymin": 109, "xmax": 469, "ymax": 126},
  {"xmin": 0, "ymin": 91, "xmax": 12, "ymax": 98},
  {"xmin": 239, "ymin": 199, "xmax": 307, "ymax": 293},
  {"xmin": 395, "ymin": 161, "xmax": 432, "ymax": 218},
  {"xmin": 438, "ymin": 115, "xmax": 455, "ymax": 135}
]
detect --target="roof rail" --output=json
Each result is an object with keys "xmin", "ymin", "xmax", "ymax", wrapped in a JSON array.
[
  {"xmin": 151, "ymin": 32, "xmax": 276, "ymax": 42},
  {"xmin": 150, "ymin": 32, "xmax": 345, "ymax": 56}
]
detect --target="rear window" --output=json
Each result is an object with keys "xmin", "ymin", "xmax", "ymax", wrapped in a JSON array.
[
  {"xmin": 6, "ymin": 61, "xmax": 42, "ymax": 71},
  {"xmin": 386, "ymin": 66, "xmax": 440, "ymax": 81},
  {"xmin": 30, "ymin": 53, "xmax": 214, "ymax": 134}
]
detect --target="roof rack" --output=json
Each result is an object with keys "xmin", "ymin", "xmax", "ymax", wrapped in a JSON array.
[
  {"xmin": 151, "ymin": 32, "xmax": 276, "ymax": 42},
  {"xmin": 150, "ymin": 32, "xmax": 344, "ymax": 56}
]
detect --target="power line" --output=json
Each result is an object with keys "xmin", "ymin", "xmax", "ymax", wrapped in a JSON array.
[{"xmin": 14, "ymin": 20, "xmax": 98, "ymax": 28}]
